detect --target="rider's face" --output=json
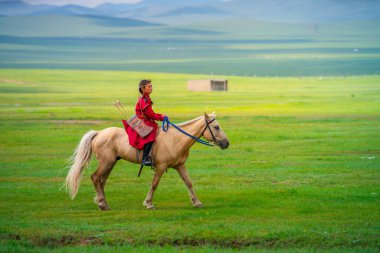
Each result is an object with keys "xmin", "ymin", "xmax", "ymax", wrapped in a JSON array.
[{"xmin": 143, "ymin": 83, "xmax": 153, "ymax": 95}]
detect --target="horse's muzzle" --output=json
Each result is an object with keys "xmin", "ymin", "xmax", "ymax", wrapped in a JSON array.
[{"xmin": 219, "ymin": 139, "xmax": 230, "ymax": 149}]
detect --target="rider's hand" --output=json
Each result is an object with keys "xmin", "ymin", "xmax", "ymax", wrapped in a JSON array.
[{"xmin": 164, "ymin": 116, "xmax": 169, "ymax": 121}]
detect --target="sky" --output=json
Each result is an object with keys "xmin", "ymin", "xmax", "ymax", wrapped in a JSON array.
[{"xmin": 22, "ymin": 0, "xmax": 143, "ymax": 7}]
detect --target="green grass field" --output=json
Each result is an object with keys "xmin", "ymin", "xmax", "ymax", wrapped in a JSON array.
[{"xmin": 0, "ymin": 69, "xmax": 379, "ymax": 252}]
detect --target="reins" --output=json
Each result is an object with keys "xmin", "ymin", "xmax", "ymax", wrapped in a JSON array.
[{"xmin": 162, "ymin": 117, "xmax": 215, "ymax": 147}]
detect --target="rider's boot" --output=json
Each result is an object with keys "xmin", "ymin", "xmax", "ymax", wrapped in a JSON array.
[{"xmin": 141, "ymin": 142, "xmax": 153, "ymax": 166}]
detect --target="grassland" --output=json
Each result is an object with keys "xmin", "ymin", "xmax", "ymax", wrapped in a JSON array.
[{"xmin": 0, "ymin": 69, "xmax": 379, "ymax": 252}]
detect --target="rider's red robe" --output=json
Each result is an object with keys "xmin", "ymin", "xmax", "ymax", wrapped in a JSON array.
[{"xmin": 123, "ymin": 94, "xmax": 165, "ymax": 149}]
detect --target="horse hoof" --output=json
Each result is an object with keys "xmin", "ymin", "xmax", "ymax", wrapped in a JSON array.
[
  {"xmin": 93, "ymin": 197, "xmax": 98, "ymax": 205},
  {"xmin": 98, "ymin": 204, "xmax": 110, "ymax": 211},
  {"xmin": 143, "ymin": 200, "xmax": 155, "ymax": 210},
  {"xmin": 194, "ymin": 203, "xmax": 204, "ymax": 208}
]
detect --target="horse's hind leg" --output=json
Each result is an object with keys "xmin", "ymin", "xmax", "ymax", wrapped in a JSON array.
[
  {"xmin": 94, "ymin": 165, "xmax": 112, "ymax": 207},
  {"xmin": 91, "ymin": 158, "xmax": 116, "ymax": 211}
]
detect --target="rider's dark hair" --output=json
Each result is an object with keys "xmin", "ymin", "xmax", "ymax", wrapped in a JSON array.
[{"xmin": 139, "ymin": 79, "xmax": 151, "ymax": 94}]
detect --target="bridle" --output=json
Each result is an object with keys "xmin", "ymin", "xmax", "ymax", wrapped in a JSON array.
[
  {"xmin": 200, "ymin": 118, "xmax": 217, "ymax": 143},
  {"xmin": 162, "ymin": 116, "xmax": 216, "ymax": 147}
]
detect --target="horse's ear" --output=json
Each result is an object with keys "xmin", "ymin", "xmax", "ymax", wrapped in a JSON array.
[{"xmin": 204, "ymin": 112, "xmax": 210, "ymax": 120}]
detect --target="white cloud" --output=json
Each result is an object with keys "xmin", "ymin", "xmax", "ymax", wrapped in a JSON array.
[{"xmin": 23, "ymin": 0, "xmax": 143, "ymax": 8}]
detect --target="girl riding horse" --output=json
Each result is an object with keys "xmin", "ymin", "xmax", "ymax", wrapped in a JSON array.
[
  {"xmin": 65, "ymin": 81, "xmax": 229, "ymax": 210},
  {"xmin": 126, "ymin": 79, "xmax": 168, "ymax": 166}
]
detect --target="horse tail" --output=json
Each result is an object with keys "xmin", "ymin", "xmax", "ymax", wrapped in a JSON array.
[{"xmin": 65, "ymin": 130, "xmax": 98, "ymax": 199}]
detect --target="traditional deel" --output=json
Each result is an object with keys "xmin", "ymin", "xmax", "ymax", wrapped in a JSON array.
[{"xmin": 123, "ymin": 94, "xmax": 165, "ymax": 149}]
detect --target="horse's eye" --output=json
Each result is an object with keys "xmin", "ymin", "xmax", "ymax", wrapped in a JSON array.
[{"xmin": 214, "ymin": 125, "xmax": 220, "ymax": 130}]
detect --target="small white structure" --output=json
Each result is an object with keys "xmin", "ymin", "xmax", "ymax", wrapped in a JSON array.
[{"xmin": 188, "ymin": 79, "xmax": 228, "ymax": 91}]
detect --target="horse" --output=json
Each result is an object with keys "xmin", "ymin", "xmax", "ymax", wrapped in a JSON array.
[{"xmin": 65, "ymin": 113, "xmax": 230, "ymax": 210}]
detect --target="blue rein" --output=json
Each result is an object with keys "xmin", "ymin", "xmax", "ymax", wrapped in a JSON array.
[{"xmin": 162, "ymin": 117, "xmax": 214, "ymax": 147}]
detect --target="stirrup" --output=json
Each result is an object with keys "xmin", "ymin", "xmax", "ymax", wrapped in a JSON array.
[
  {"xmin": 141, "ymin": 156, "xmax": 153, "ymax": 166},
  {"xmin": 138, "ymin": 155, "xmax": 156, "ymax": 177}
]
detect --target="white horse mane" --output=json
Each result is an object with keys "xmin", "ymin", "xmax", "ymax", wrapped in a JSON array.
[{"xmin": 176, "ymin": 113, "xmax": 216, "ymax": 127}]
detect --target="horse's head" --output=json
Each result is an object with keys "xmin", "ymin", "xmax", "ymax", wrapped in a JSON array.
[{"xmin": 202, "ymin": 113, "xmax": 230, "ymax": 150}]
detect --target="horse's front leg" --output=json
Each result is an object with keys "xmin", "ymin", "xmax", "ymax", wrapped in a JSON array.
[
  {"xmin": 175, "ymin": 163, "xmax": 203, "ymax": 208},
  {"xmin": 143, "ymin": 166, "xmax": 166, "ymax": 209}
]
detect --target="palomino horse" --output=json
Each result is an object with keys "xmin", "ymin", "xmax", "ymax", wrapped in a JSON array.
[{"xmin": 65, "ymin": 113, "xmax": 229, "ymax": 210}]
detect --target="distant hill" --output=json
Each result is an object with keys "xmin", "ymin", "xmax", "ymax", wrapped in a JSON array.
[
  {"xmin": 80, "ymin": 14, "xmax": 161, "ymax": 27},
  {"xmin": 94, "ymin": 2, "xmax": 138, "ymax": 17},
  {"xmin": 0, "ymin": 14, "xmax": 162, "ymax": 37},
  {"xmin": 214, "ymin": 0, "xmax": 380, "ymax": 23},
  {"xmin": 1, "ymin": 0, "xmax": 380, "ymax": 24},
  {"xmin": 0, "ymin": 0, "xmax": 53, "ymax": 15},
  {"xmin": 0, "ymin": 0, "xmax": 379, "ymax": 77},
  {"xmin": 155, "ymin": 6, "xmax": 229, "ymax": 17},
  {"xmin": 30, "ymin": 4, "xmax": 99, "ymax": 16}
]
